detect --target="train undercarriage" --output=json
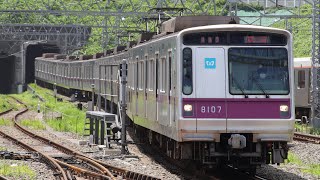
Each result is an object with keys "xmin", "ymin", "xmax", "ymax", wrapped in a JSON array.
[{"xmin": 133, "ymin": 124, "xmax": 289, "ymax": 175}]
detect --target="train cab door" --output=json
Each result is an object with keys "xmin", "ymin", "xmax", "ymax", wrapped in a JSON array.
[{"xmin": 195, "ymin": 47, "xmax": 227, "ymax": 133}]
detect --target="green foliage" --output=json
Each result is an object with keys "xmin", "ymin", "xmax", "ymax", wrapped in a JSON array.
[
  {"xmin": 310, "ymin": 127, "xmax": 320, "ymax": 135},
  {"xmin": 0, "ymin": 95, "xmax": 15, "ymax": 112},
  {"xmin": 304, "ymin": 164, "xmax": 320, "ymax": 176},
  {"xmin": 0, "ymin": 118, "xmax": 12, "ymax": 126},
  {"xmin": 236, "ymin": 3, "xmax": 264, "ymax": 12},
  {"xmin": 20, "ymin": 119, "xmax": 46, "ymax": 130},
  {"xmin": 286, "ymin": 152, "xmax": 303, "ymax": 165},
  {"xmin": 286, "ymin": 152, "xmax": 320, "ymax": 176},
  {"xmin": 0, "ymin": 162, "xmax": 36, "ymax": 180},
  {"xmin": 0, "ymin": 0, "xmax": 233, "ymax": 54},
  {"xmin": 12, "ymin": 84, "xmax": 85, "ymax": 135},
  {"xmin": 271, "ymin": 4, "xmax": 312, "ymax": 57},
  {"xmin": 294, "ymin": 123, "xmax": 320, "ymax": 135},
  {"xmin": 294, "ymin": 123, "xmax": 311, "ymax": 133},
  {"xmin": 0, "ymin": 1, "xmax": 312, "ymax": 56}
]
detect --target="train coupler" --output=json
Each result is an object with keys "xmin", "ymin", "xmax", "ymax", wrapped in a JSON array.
[{"xmin": 228, "ymin": 134, "xmax": 246, "ymax": 149}]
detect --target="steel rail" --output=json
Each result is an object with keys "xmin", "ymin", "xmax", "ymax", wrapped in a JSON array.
[
  {"xmin": 0, "ymin": 175, "xmax": 9, "ymax": 180},
  {"xmin": 10, "ymin": 96, "xmax": 160, "ymax": 180},
  {"xmin": 91, "ymin": 158, "xmax": 161, "ymax": 180},
  {"xmin": 0, "ymin": 108, "xmax": 13, "ymax": 116},
  {"xmin": 0, "ymin": 129, "xmax": 68, "ymax": 180},
  {"xmin": 294, "ymin": 132, "xmax": 320, "ymax": 144},
  {"xmin": 0, "ymin": 109, "xmax": 112, "ymax": 180},
  {"xmin": 54, "ymin": 159, "xmax": 111, "ymax": 180},
  {"xmin": 9, "ymin": 97, "xmax": 116, "ymax": 180},
  {"xmin": 225, "ymin": 165, "xmax": 268, "ymax": 180},
  {"xmin": 13, "ymin": 120, "xmax": 116, "ymax": 179}
]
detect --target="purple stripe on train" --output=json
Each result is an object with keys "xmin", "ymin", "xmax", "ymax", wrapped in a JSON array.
[{"xmin": 183, "ymin": 98, "xmax": 291, "ymax": 119}]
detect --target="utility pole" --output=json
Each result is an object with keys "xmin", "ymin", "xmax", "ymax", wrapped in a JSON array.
[
  {"xmin": 120, "ymin": 59, "xmax": 127, "ymax": 154},
  {"xmin": 311, "ymin": 0, "xmax": 320, "ymax": 128}
]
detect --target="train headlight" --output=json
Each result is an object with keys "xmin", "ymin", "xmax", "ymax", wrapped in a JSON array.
[
  {"xmin": 183, "ymin": 104, "xmax": 193, "ymax": 117},
  {"xmin": 280, "ymin": 105, "xmax": 289, "ymax": 112},
  {"xmin": 184, "ymin": 104, "xmax": 193, "ymax": 112}
]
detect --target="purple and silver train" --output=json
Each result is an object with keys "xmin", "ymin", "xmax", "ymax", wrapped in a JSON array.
[{"xmin": 35, "ymin": 16, "xmax": 295, "ymax": 173}]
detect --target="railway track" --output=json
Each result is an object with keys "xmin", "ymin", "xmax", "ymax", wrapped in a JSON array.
[
  {"xmin": 0, "ymin": 97, "xmax": 159, "ymax": 180},
  {"xmin": 0, "ymin": 99, "xmax": 14, "ymax": 116},
  {"xmin": 0, "ymin": 104, "xmax": 68, "ymax": 180},
  {"xmin": 129, "ymin": 127, "xmax": 269, "ymax": 180},
  {"xmin": 204, "ymin": 165, "xmax": 269, "ymax": 180},
  {"xmin": 293, "ymin": 132, "xmax": 320, "ymax": 144}
]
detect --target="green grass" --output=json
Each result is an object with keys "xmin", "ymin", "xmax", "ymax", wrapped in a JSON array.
[
  {"xmin": 0, "ymin": 147, "xmax": 7, "ymax": 151},
  {"xmin": 20, "ymin": 119, "xmax": 46, "ymax": 130},
  {"xmin": 286, "ymin": 152, "xmax": 320, "ymax": 177},
  {"xmin": 0, "ymin": 162, "xmax": 36, "ymax": 180},
  {"xmin": 0, "ymin": 95, "xmax": 13, "ymax": 112},
  {"xmin": 294, "ymin": 123, "xmax": 311, "ymax": 133},
  {"xmin": 304, "ymin": 164, "xmax": 320, "ymax": 176},
  {"xmin": 310, "ymin": 127, "xmax": 320, "ymax": 136},
  {"xmin": 0, "ymin": 94, "xmax": 29, "ymax": 112},
  {"xmin": 12, "ymin": 84, "xmax": 85, "ymax": 135},
  {"xmin": 295, "ymin": 123, "xmax": 320, "ymax": 135},
  {"xmin": 0, "ymin": 118, "xmax": 13, "ymax": 126},
  {"xmin": 286, "ymin": 152, "xmax": 304, "ymax": 165}
]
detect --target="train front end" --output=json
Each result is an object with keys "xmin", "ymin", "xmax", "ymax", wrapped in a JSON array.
[{"xmin": 178, "ymin": 25, "xmax": 294, "ymax": 171}]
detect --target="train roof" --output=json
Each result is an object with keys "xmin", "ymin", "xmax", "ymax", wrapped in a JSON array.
[
  {"xmin": 160, "ymin": 16, "xmax": 239, "ymax": 33},
  {"xmin": 178, "ymin": 24, "xmax": 291, "ymax": 36}
]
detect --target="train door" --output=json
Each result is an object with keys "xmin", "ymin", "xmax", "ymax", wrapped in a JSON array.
[{"xmin": 195, "ymin": 47, "xmax": 227, "ymax": 132}]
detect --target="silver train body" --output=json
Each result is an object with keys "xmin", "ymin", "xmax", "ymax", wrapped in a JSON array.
[
  {"xmin": 35, "ymin": 16, "xmax": 294, "ymax": 171},
  {"xmin": 294, "ymin": 57, "xmax": 311, "ymax": 121}
]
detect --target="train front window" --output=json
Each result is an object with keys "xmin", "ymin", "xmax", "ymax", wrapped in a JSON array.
[
  {"xmin": 228, "ymin": 48, "xmax": 289, "ymax": 95},
  {"xmin": 182, "ymin": 48, "xmax": 193, "ymax": 95}
]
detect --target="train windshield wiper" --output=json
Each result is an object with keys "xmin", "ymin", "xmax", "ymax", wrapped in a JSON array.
[
  {"xmin": 231, "ymin": 74, "xmax": 248, "ymax": 98},
  {"xmin": 252, "ymin": 76, "xmax": 270, "ymax": 98}
]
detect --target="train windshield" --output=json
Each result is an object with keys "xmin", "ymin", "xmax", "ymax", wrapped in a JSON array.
[{"xmin": 228, "ymin": 48, "xmax": 289, "ymax": 95}]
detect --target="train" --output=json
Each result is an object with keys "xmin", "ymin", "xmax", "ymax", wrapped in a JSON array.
[
  {"xmin": 294, "ymin": 57, "xmax": 311, "ymax": 122},
  {"xmin": 34, "ymin": 16, "xmax": 295, "ymax": 174}
]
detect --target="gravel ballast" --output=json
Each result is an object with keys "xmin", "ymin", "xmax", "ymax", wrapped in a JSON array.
[{"xmin": 2, "ymin": 108, "xmax": 320, "ymax": 179}]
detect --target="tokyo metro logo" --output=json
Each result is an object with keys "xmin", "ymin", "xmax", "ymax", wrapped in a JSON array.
[{"xmin": 205, "ymin": 58, "xmax": 216, "ymax": 69}]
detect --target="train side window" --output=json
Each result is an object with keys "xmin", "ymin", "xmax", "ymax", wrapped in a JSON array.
[
  {"xmin": 145, "ymin": 56, "xmax": 148, "ymax": 90},
  {"xmin": 136, "ymin": 57, "xmax": 139, "ymax": 89},
  {"xmin": 182, "ymin": 48, "xmax": 193, "ymax": 95},
  {"xmin": 128, "ymin": 63, "xmax": 131, "ymax": 88},
  {"xmin": 168, "ymin": 51, "xmax": 172, "ymax": 92},
  {"xmin": 146, "ymin": 60, "xmax": 149, "ymax": 89},
  {"xmin": 149, "ymin": 59, "xmax": 154, "ymax": 91},
  {"xmin": 160, "ymin": 57, "xmax": 166, "ymax": 92},
  {"xmin": 139, "ymin": 62, "xmax": 141, "ymax": 89},
  {"xmin": 131, "ymin": 63, "xmax": 134, "ymax": 89},
  {"xmin": 138, "ymin": 62, "xmax": 140, "ymax": 89},
  {"xmin": 140, "ymin": 61, "xmax": 144, "ymax": 90},
  {"xmin": 298, "ymin": 70, "xmax": 305, "ymax": 89},
  {"xmin": 156, "ymin": 53, "xmax": 159, "ymax": 95},
  {"xmin": 131, "ymin": 63, "xmax": 134, "ymax": 88}
]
